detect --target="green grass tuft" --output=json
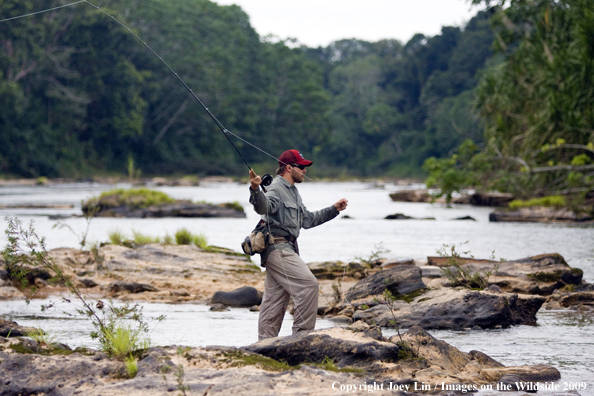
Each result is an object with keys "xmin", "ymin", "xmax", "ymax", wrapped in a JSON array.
[
  {"xmin": 191, "ymin": 233, "xmax": 208, "ymax": 249},
  {"xmin": 108, "ymin": 228, "xmax": 127, "ymax": 245},
  {"xmin": 23, "ymin": 327, "xmax": 58, "ymax": 347},
  {"xmin": 132, "ymin": 230, "xmax": 160, "ymax": 245},
  {"xmin": 102, "ymin": 326, "xmax": 149, "ymax": 360},
  {"xmin": 124, "ymin": 355, "xmax": 138, "ymax": 378}
]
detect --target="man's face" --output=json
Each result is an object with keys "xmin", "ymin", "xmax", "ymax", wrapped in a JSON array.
[{"xmin": 290, "ymin": 164, "xmax": 306, "ymax": 183}]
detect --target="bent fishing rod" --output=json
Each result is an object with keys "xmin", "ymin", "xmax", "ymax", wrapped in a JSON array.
[{"xmin": 1, "ymin": 0, "xmax": 275, "ymax": 189}]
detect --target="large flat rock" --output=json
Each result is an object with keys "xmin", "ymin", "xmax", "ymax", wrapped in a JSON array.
[{"xmin": 352, "ymin": 288, "xmax": 545, "ymax": 330}]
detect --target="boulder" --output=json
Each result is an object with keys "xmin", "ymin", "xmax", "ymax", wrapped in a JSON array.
[
  {"xmin": 108, "ymin": 281, "xmax": 158, "ymax": 294},
  {"xmin": 0, "ymin": 318, "xmax": 38, "ymax": 337},
  {"xmin": 244, "ymin": 327, "xmax": 401, "ymax": 369},
  {"xmin": 345, "ymin": 265, "xmax": 425, "ymax": 301},
  {"xmin": 489, "ymin": 206, "xmax": 593, "ymax": 223},
  {"xmin": 307, "ymin": 261, "xmax": 365, "ymax": 280},
  {"xmin": 381, "ymin": 259, "xmax": 414, "ymax": 269},
  {"xmin": 543, "ymin": 291, "xmax": 594, "ymax": 310},
  {"xmin": 388, "ymin": 190, "xmax": 432, "ymax": 203},
  {"xmin": 352, "ymin": 288, "xmax": 545, "ymax": 330},
  {"xmin": 469, "ymin": 191, "xmax": 514, "ymax": 207},
  {"xmin": 211, "ymin": 286, "xmax": 262, "ymax": 307}
]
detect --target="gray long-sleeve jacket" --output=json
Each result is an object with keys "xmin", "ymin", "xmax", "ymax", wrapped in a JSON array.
[{"xmin": 249, "ymin": 176, "xmax": 339, "ymax": 265}]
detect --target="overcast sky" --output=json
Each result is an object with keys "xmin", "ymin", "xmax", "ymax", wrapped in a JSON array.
[{"xmin": 214, "ymin": 0, "xmax": 484, "ymax": 47}]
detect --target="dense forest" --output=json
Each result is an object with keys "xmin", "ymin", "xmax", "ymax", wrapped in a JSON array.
[
  {"xmin": 0, "ymin": 0, "xmax": 592, "ymax": 201},
  {"xmin": 0, "ymin": 0, "xmax": 494, "ymax": 178}
]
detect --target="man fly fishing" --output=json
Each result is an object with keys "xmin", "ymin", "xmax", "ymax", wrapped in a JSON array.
[{"xmin": 249, "ymin": 149, "xmax": 348, "ymax": 340}]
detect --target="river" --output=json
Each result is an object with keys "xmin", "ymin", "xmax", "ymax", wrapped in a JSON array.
[{"xmin": 0, "ymin": 180, "xmax": 593, "ymax": 394}]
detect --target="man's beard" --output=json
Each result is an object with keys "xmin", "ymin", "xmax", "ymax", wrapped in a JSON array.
[{"xmin": 292, "ymin": 169, "xmax": 304, "ymax": 183}]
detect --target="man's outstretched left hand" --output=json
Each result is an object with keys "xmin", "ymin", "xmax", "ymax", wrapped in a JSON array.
[{"xmin": 334, "ymin": 198, "xmax": 348, "ymax": 212}]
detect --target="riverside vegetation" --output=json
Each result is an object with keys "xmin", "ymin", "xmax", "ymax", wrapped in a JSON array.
[
  {"xmin": 424, "ymin": 0, "xmax": 594, "ymax": 211},
  {"xmin": 2, "ymin": 217, "xmax": 164, "ymax": 378}
]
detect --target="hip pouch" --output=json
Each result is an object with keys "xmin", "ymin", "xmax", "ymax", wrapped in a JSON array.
[{"xmin": 241, "ymin": 219, "xmax": 272, "ymax": 255}]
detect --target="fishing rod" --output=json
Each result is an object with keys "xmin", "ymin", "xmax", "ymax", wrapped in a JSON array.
[
  {"xmin": 1, "ymin": 0, "xmax": 275, "ymax": 190},
  {"xmin": 2, "ymin": 1, "xmax": 342, "ymax": 334}
]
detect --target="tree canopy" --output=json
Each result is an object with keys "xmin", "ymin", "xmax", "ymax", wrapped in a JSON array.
[
  {"xmin": 425, "ymin": 0, "xmax": 594, "ymax": 202},
  {"xmin": 6, "ymin": 0, "xmax": 587, "ymax": 191}
]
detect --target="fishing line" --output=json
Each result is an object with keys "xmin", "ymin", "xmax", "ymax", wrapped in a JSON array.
[
  {"xmin": 0, "ymin": 1, "xmax": 86, "ymax": 23},
  {"xmin": 3, "ymin": 2, "xmax": 343, "ymax": 335},
  {"xmin": 1, "ymin": 1, "xmax": 342, "ymax": 198},
  {"xmin": 1, "ymin": 0, "xmax": 252, "ymax": 171},
  {"xmin": 225, "ymin": 129, "xmax": 342, "ymax": 199}
]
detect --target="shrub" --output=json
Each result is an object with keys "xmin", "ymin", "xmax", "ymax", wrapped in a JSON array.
[
  {"xmin": 175, "ymin": 228, "xmax": 193, "ymax": 245},
  {"xmin": 509, "ymin": 195, "xmax": 567, "ymax": 210},
  {"xmin": 437, "ymin": 242, "xmax": 499, "ymax": 290}
]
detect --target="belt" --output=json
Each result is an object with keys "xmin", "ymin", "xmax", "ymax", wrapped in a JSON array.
[{"xmin": 271, "ymin": 235, "xmax": 297, "ymax": 244}]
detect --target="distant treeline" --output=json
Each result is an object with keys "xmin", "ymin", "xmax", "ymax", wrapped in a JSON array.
[{"xmin": 0, "ymin": 0, "xmax": 494, "ymax": 178}]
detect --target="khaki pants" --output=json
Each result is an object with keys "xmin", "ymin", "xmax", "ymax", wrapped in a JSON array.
[{"xmin": 258, "ymin": 249, "xmax": 319, "ymax": 341}]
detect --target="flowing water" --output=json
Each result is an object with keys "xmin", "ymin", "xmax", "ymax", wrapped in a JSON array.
[{"xmin": 0, "ymin": 181, "xmax": 593, "ymax": 394}]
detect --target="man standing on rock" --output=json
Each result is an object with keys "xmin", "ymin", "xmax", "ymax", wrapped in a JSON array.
[{"xmin": 249, "ymin": 149, "xmax": 348, "ymax": 340}]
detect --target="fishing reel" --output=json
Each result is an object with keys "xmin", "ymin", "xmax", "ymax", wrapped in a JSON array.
[{"xmin": 260, "ymin": 173, "xmax": 273, "ymax": 192}]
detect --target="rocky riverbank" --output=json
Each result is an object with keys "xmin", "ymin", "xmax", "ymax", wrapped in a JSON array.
[
  {"xmin": 0, "ymin": 244, "xmax": 264, "ymax": 304},
  {"xmin": 1, "ymin": 244, "xmax": 591, "ymax": 394},
  {"xmin": 0, "ymin": 324, "xmax": 561, "ymax": 395}
]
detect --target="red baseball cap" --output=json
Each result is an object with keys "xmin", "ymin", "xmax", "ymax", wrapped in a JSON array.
[{"xmin": 278, "ymin": 149, "xmax": 313, "ymax": 167}]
